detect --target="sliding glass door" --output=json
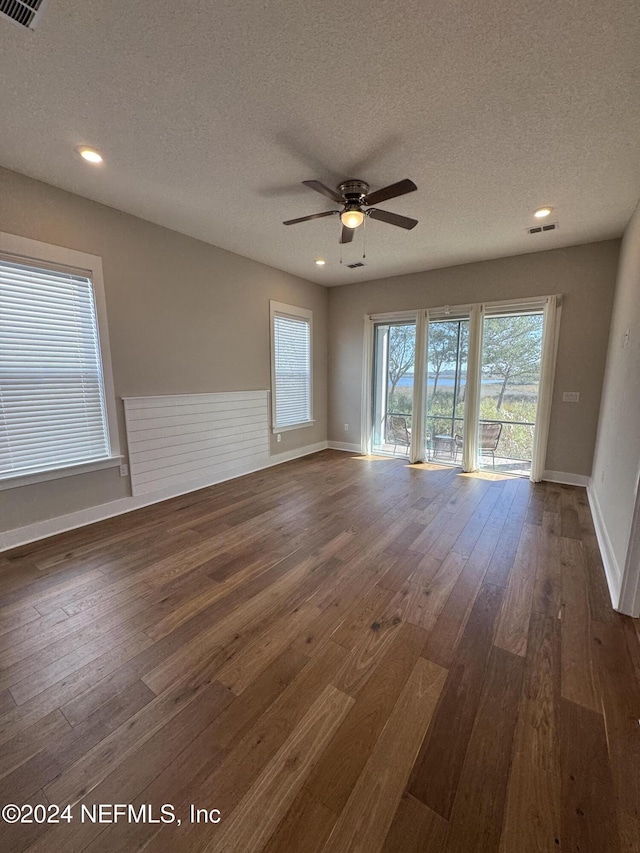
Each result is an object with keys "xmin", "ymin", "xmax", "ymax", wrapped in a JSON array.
[
  {"xmin": 366, "ymin": 297, "xmax": 560, "ymax": 480},
  {"xmin": 371, "ymin": 320, "xmax": 417, "ymax": 457},
  {"xmin": 424, "ymin": 316, "xmax": 469, "ymax": 464},
  {"xmin": 478, "ymin": 310, "xmax": 544, "ymax": 475}
]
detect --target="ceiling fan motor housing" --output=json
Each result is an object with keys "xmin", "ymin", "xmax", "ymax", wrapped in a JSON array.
[{"xmin": 338, "ymin": 180, "xmax": 369, "ymax": 207}]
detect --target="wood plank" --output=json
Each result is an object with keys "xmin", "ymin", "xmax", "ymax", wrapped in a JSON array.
[
  {"xmin": 0, "ymin": 688, "xmax": 16, "ymax": 716},
  {"xmin": 532, "ymin": 520, "xmax": 562, "ymax": 618},
  {"xmin": 145, "ymin": 640, "xmax": 350, "ymax": 853},
  {"xmin": 592, "ymin": 619, "xmax": 640, "ymax": 821},
  {"xmin": 559, "ymin": 487, "xmax": 582, "ymax": 540},
  {"xmin": 0, "ymin": 788, "xmax": 50, "ymax": 853},
  {"xmin": 501, "ymin": 607, "xmax": 563, "ymax": 853},
  {"xmin": 406, "ymin": 551, "xmax": 467, "ymax": 632},
  {"xmin": 560, "ymin": 537, "xmax": 601, "ymax": 712},
  {"xmin": 384, "ymin": 520, "xmax": 426, "ymax": 557},
  {"xmin": 512, "ymin": 611, "xmax": 561, "ymax": 776},
  {"xmin": 202, "ymin": 685, "xmax": 354, "ymax": 853},
  {"xmin": 494, "ymin": 523, "xmax": 539, "ymax": 657},
  {"xmin": 377, "ymin": 550, "xmax": 424, "ymax": 593},
  {"xmin": 582, "ymin": 534, "xmax": 617, "ymax": 623},
  {"xmin": 332, "ymin": 583, "xmax": 415, "ymax": 698},
  {"xmin": 217, "ymin": 598, "xmax": 322, "ymax": 695},
  {"xmin": 422, "ymin": 514, "xmax": 503, "ymax": 667},
  {"xmin": 306, "ymin": 621, "xmax": 427, "ymax": 813},
  {"xmin": 262, "ymin": 788, "xmax": 337, "ymax": 853},
  {"xmin": 8, "ymin": 627, "xmax": 153, "ymax": 705},
  {"xmin": 409, "ymin": 582, "xmax": 504, "ymax": 819},
  {"xmin": 23, "ymin": 673, "xmax": 236, "ymax": 853},
  {"xmin": 330, "ymin": 584, "xmax": 395, "ymax": 649},
  {"xmin": 44, "ymin": 679, "xmax": 232, "ymax": 805},
  {"xmin": 0, "ymin": 710, "xmax": 71, "ymax": 781},
  {"xmin": 288, "ymin": 562, "xmax": 385, "ymax": 657},
  {"xmin": 484, "ymin": 508, "xmax": 524, "ymax": 588},
  {"xmin": 499, "ymin": 756, "xmax": 561, "ymax": 852},
  {"xmin": 618, "ymin": 811, "xmax": 640, "ymax": 853},
  {"xmin": 382, "ymin": 793, "xmax": 449, "ymax": 853},
  {"xmin": 560, "ymin": 698, "xmax": 621, "ymax": 852},
  {"xmin": 142, "ymin": 541, "xmax": 348, "ymax": 695},
  {"xmin": 320, "ymin": 657, "xmax": 447, "ymax": 853},
  {"xmin": 444, "ymin": 646, "xmax": 524, "ymax": 852},
  {"xmin": 0, "ymin": 679, "xmax": 155, "ymax": 804},
  {"xmin": 0, "ymin": 630, "xmax": 154, "ymax": 747}
]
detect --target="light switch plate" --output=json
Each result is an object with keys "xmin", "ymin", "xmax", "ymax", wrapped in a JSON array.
[{"xmin": 562, "ymin": 391, "xmax": 580, "ymax": 403}]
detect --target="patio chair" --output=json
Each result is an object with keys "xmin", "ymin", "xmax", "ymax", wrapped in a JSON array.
[
  {"xmin": 454, "ymin": 422, "xmax": 503, "ymax": 468},
  {"xmin": 386, "ymin": 415, "xmax": 411, "ymax": 452}
]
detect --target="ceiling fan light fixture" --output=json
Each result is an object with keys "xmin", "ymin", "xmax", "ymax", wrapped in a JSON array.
[{"xmin": 341, "ymin": 209, "xmax": 365, "ymax": 229}]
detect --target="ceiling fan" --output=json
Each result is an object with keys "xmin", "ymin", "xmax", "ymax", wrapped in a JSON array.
[{"xmin": 283, "ymin": 179, "xmax": 418, "ymax": 244}]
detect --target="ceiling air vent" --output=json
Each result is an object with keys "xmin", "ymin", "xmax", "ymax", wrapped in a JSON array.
[
  {"xmin": 0, "ymin": 0, "xmax": 46, "ymax": 30},
  {"xmin": 527, "ymin": 222, "xmax": 559, "ymax": 235},
  {"xmin": 346, "ymin": 262, "xmax": 366, "ymax": 269}
]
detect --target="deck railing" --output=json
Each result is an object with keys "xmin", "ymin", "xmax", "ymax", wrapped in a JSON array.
[{"xmin": 384, "ymin": 412, "xmax": 536, "ymax": 465}]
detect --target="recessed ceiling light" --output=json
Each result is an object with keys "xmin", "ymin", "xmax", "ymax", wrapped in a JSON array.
[
  {"xmin": 315, "ymin": 259, "xmax": 326, "ymax": 266},
  {"xmin": 534, "ymin": 206, "xmax": 553, "ymax": 218},
  {"xmin": 78, "ymin": 147, "xmax": 103, "ymax": 164}
]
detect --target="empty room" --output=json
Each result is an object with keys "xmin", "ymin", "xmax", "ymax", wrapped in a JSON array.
[{"xmin": 0, "ymin": 1, "xmax": 639, "ymax": 851}]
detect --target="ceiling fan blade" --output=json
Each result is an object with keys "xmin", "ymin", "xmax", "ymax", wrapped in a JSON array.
[
  {"xmin": 367, "ymin": 208, "xmax": 418, "ymax": 230},
  {"xmin": 302, "ymin": 180, "xmax": 343, "ymax": 203},
  {"xmin": 340, "ymin": 225, "xmax": 355, "ymax": 244},
  {"xmin": 364, "ymin": 179, "xmax": 417, "ymax": 207},
  {"xmin": 283, "ymin": 210, "xmax": 339, "ymax": 226}
]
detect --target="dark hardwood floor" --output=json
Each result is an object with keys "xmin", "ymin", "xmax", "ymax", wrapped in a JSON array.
[{"xmin": 0, "ymin": 449, "xmax": 638, "ymax": 852}]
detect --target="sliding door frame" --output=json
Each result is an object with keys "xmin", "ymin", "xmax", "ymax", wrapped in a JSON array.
[{"xmin": 362, "ymin": 295, "xmax": 562, "ymax": 480}]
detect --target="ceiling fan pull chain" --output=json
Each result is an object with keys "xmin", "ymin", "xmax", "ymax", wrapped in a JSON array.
[{"xmin": 363, "ymin": 215, "xmax": 367, "ymax": 260}]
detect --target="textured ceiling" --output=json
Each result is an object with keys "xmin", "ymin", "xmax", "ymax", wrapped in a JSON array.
[{"xmin": 0, "ymin": 0, "xmax": 639, "ymax": 286}]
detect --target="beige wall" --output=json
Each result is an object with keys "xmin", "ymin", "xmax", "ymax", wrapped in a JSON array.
[
  {"xmin": 0, "ymin": 167, "xmax": 328, "ymax": 534},
  {"xmin": 328, "ymin": 240, "xmax": 619, "ymax": 477},
  {"xmin": 590, "ymin": 201, "xmax": 640, "ymax": 612}
]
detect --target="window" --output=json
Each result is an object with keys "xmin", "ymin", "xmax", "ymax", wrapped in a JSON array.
[
  {"xmin": 270, "ymin": 301, "xmax": 313, "ymax": 431},
  {"xmin": 0, "ymin": 233, "xmax": 119, "ymax": 487}
]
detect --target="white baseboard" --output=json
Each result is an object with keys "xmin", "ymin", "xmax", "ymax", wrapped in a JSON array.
[
  {"xmin": 0, "ymin": 441, "xmax": 329, "ymax": 552},
  {"xmin": 586, "ymin": 483, "xmax": 622, "ymax": 611},
  {"xmin": 542, "ymin": 469, "xmax": 590, "ymax": 487},
  {"xmin": 327, "ymin": 441, "xmax": 362, "ymax": 453},
  {"xmin": 268, "ymin": 441, "xmax": 328, "ymax": 464}
]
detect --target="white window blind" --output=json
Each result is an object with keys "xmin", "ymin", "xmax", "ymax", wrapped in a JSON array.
[
  {"xmin": 272, "ymin": 307, "xmax": 312, "ymax": 429},
  {"xmin": 0, "ymin": 256, "xmax": 111, "ymax": 480}
]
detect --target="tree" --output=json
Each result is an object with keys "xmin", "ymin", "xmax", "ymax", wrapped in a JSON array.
[
  {"xmin": 387, "ymin": 325, "xmax": 415, "ymax": 398},
  {"xmin": 428, "ymin": 322, "xmax": 458, "ymax": 396},
  {"xmin": 481, "ymin": 315, "xmax": 543, "ymax": 410}
]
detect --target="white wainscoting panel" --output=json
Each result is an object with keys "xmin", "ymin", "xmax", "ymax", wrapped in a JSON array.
[{"xmin": 123, "ymin": 391, "xmax": 270, "ymax": 496}]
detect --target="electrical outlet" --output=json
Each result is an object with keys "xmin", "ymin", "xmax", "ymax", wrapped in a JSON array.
[
  {"xmin": 119, "ymin": 463, "xmax": 129, "ymax": 478},
  {"xmin": 276, "ymin": 433, "xmax": 282, "ymax": 443},
  {"xmin": 344, "ymin": 423, "xmax": 349, "ymax": 431},
  {"xmin": 562, "ymin": 391, "xmax": 580, "ymax": 403}
]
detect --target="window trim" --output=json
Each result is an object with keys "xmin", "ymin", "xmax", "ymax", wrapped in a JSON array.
[
  {"xmin": 269, "ymin": 300, "xmax": 314, "ymax": 432},
  {"xmin": 0, "ymin": 231, "xmax": 121, "ymax": 488}
]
